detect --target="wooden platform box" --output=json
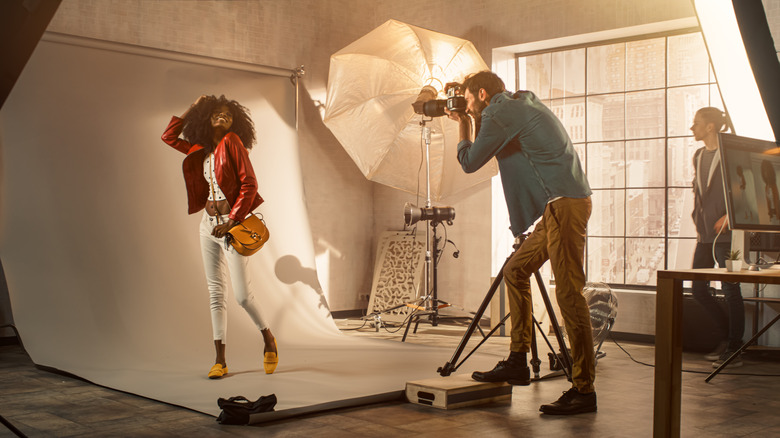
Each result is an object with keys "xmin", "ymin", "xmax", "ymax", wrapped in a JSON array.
[{"xmin": 405, "ymin": 373, "xmax": 512, "ymax": 409}]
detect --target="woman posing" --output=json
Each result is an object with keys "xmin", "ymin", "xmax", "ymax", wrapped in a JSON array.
[{"xmin": 162, "ymin": 95, "xmax": 278, "ymax": 378}]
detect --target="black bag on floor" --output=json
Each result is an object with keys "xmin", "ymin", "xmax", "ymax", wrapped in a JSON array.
[{"xmin": 216, "ymin": 394, "xmax": 277, "ymax": 425}]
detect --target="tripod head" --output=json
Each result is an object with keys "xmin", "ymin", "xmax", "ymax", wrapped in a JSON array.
[{"xmin": 512, "ymin": 233, "xmax": 531, "ymax": 250}]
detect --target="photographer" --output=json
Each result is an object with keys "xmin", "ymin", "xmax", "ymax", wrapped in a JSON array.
[{"xmin": 445, "ymin": 71, "xmax": 595, "ymax": 415}]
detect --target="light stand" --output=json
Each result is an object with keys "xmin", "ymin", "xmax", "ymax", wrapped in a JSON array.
[
  {"xmin": 365, "ymin": 84, "xmax": 481, "ymax": 336},
  {"xmin": 401, "ymin": 218, "xmax": 473, "ymax": 341},
  {"xmin": 362, "ymin": 120, "xmax": 458, "ymax": 333},
  {"xmin": 418, "ymin": 120, "xmax": 449, "ymax": 327},
  {"xmin": 396, "ymin": 118, "xmax": 473, "ymax": 339},
  {"xmin": 422, "ymin": 120, "xmax": 433, "ymax": 325}
]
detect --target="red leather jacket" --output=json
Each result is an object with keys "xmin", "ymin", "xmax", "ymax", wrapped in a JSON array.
[{"xmin": 162, "ymin": 116, "xmax": 263, "ymax": 222}]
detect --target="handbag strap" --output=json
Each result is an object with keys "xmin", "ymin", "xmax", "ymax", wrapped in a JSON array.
[
  {"xmin": 209, "ymin": 154, "xmax": 263, "ymax": 228},
  {"xmin": 208, "ymin": 153, "xmax": 222, "ymax": 225},
  {"xmin": 241, "ymin": 213, "xmax": 265, "ymax": 233}
]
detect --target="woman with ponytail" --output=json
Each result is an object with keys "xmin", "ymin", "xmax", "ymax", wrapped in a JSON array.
[{"xmin": 689, "ymin": 106, "xmax": 744, "ymax": 368}]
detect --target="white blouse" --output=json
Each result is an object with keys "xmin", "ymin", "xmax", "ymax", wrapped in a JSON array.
[{"xmin": 204, "ymin": 154, "xmax": 227, "ymax": 201}]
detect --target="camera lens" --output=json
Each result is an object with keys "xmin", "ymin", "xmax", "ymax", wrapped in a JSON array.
[{"xmin": 422, "ymin": 100, "xmax": 447, "ymax": 118}]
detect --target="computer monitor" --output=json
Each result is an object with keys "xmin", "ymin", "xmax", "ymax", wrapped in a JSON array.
[{"xmin": 718, "ymin": 132, "xmax": 780, "ymax": 233}]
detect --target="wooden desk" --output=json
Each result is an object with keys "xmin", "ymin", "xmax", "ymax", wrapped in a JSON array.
[{"xmin": 654, "ymin": 268, "xmax": 780, "ymax": 438}]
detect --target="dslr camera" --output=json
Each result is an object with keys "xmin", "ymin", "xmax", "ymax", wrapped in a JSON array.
[{"xmin": 412, "ymin": 85, "xmax": 466, "ymax": 118}]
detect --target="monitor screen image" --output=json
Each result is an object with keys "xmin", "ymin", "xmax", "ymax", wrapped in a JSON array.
[{"xmin": 719, "ymin": 132, "xmax": 780, "ymax": 233}]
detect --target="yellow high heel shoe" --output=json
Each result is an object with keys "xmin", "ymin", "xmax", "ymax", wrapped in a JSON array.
[{"xmin": 263, "ymin": 339, "xmax": 278, "ymax": 374}]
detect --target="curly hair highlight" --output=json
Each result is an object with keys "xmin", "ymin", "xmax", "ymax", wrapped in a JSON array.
[{"xmin": 182, "ymin": 95, "xmax": 256, "ymax": 153}]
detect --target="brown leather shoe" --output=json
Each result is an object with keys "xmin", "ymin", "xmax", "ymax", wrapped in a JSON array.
[
  {"xmin": 540, "ymin": 388, "xmax": 597, "ymax": 415},
  {"xmin": 471, "ymin": 360, "xmax": 531, "ymax": 385}
]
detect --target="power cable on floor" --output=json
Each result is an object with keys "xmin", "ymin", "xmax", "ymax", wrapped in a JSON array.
[
  {"xmin": 609, "ymin": 334, "xmax": 780, "ymax": 377},
  {"xmin": 338, "ymin": 310, "xmax": 426, "ymax": 335},
  {"xmin": 337, "ymin": 319, "xmax": 369, "ymax": 331}
]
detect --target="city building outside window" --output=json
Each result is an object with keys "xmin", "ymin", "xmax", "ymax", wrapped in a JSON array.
[{"xmin": 516, "ymin": 31, "xmax": 722, "ymax": 287}]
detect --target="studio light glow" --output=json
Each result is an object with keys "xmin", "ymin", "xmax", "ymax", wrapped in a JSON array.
[{"xmin": 694, "ymin": 0, "xmax": 775, "ymax": 141}]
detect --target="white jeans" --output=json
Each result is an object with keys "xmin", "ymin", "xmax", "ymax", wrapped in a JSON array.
[{"xmin": 199, "ymin": 212, "xmax": 268, "ymax": 341}]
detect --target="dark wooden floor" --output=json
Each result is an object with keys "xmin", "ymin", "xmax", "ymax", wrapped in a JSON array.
[{"xmin": 2, "ymin": 319, "xmax": 780, "ymax": 437}]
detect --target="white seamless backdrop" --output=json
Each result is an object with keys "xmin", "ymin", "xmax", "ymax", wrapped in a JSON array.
[
  {"xmin": 0, "ymin": 34, "xmax": 498, "ymax": 418},
  {"xmin": 0, "ymin": 33, "xmax": 336, "ymax": 362}
]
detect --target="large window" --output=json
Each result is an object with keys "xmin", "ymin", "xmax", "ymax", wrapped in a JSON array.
[{"xmin": 517, "ymin": 31, "xmax": 722, "ymax": 287}]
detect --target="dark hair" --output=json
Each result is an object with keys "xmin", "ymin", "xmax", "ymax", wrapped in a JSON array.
[
  {"xmin": 461, "ymin": 71, "xmax": 506, "ymax": 101},
  {"xmin": 696, "ymin": 107, "xmax": 730, "ymax": 133},
  {"xmin": 182, "ymin": 95, "xmax": 256, "ymax": 152}
]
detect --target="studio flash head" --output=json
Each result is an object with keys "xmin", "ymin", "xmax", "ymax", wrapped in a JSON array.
[
  {"xmin": 404, "ymin": 202, "xmax": 456, "ymax": 227},
  {"xmin": 411, "ymin": 86, "xmax": 466, "ymax": 118}
]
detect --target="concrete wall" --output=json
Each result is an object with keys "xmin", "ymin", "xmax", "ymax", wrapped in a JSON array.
[{"xmin": 38, "ymin": 0, "xmax": 696, "ymax": 314}]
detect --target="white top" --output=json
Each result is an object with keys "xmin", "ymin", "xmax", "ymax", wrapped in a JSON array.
[{"xmin": 204, "ymin": 154, "xmax": 227, "ymax": 201}]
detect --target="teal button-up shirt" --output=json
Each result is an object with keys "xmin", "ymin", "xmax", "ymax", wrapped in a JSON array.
[{"xmin": 457, "ymin": 91, "xmax": 591, "ymax": 236}]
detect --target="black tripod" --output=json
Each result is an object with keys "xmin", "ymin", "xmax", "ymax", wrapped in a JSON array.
[
  {"xmin": 401, "ymin": 220, "xmax": 474, "ymax": 341},
  {"xmin": 437, "ymin": 240, "xmax": 573, "ymax": 382}
]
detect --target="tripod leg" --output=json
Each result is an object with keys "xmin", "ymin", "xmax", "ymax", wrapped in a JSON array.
[
  {"xmin": 402, "ymin": 313, "xmax": 417, "ymax": 342},
  {"xmin": 530, "ymin": 317, "xmax": 542, "ymax": 379},
  {"xmin": 532, "ymin": 316, "xmax": 572, "ymax": 381},
  {"xmin": 437, "ymin": 256, "xmax": 513, "ymax": 376},
  {"xmin": 452, "ymin": 313, "xmax": 512, "ymax": 371},
  {"xmin": 533, "ymin": 269, "xmax": 573, "ymax": 380}
]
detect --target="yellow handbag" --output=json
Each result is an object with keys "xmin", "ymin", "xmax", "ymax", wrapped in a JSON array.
[
  {"xmin": 227, "ymin": 213, "xmax": 270, "ymax": 256},
  {"xmin": 206, "ymin": 153, "xmax": 269, "ymax": 256}
]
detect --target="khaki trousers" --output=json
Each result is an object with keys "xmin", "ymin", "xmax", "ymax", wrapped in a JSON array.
[{"xmin": 503, "ymin": 196, "xmax": 595, "ymax": 393}]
